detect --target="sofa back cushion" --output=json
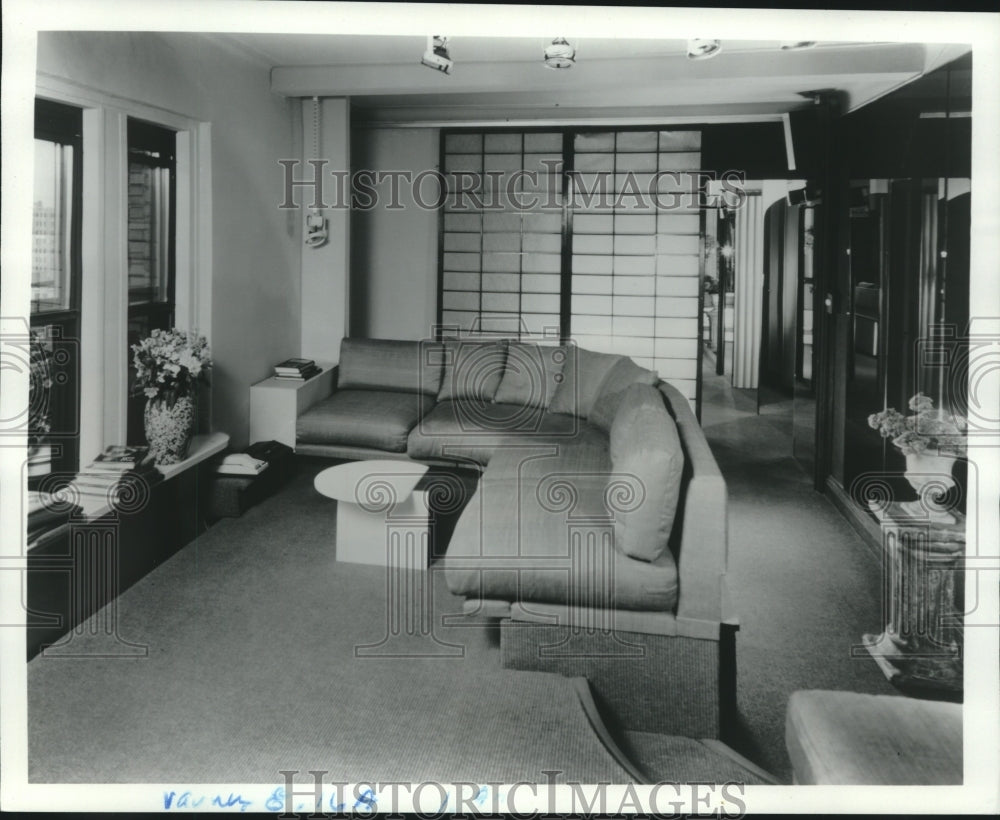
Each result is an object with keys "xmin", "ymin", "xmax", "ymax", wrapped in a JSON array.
[
  {"xmin": 589, "ymin": 358, "xmax": 660, "ymax": 432},
  {"xmin": 338, "ymin": 337, "xmax": 444, "ymax": 395},
  {"xmin": 609, "ymin": 383, "xmax": 684, "ymax": 563},
  {"xmin": 437, "ymin": 339, "xmax": 508, "ymax": 402},
  {"xmin": 548, "ymin": 346, "xmax": 624, "ymax": 418},
  {"xmin": 493, "ymin": 343, "xmax": 567, "ymax": 409}
]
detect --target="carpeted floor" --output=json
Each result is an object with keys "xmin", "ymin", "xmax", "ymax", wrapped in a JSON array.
[
  {"xmin": 27, "ymin": 457, "xmax": 770, "ymax": 785},
  {"xmin": 28, "ymin": 357, "xmax": 894, "ymax": 785},
  {"xmin": 28, "ymin": 481, "xmax": 638, "ymax": 784},
  {"xmin": 699, "ymin": 361, "xmax": 896, "ymax": 780}
]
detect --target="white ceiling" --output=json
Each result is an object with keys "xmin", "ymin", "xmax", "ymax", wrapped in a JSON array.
[
  {"xmin": 217, "ymin": 34, "xmax": 971, "ymax": 123},
  {"xmin": 231, "ymin": 34, "xmax": 848, "ymax": 66}
]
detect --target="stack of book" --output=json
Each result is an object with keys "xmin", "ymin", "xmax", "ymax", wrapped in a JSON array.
[
  {"xmin": 273, "ymin": 358, "xmax": 321, "ymax": 380},
  {"xmin": 27, "ymin": 488, "xmax": 82, "ymax": 541},
  {"xmin": 27, "ymin": 444, "xmax": 53, "ymax": 478},
  {"xmin": 73, "ymin": 445, "xmax": 157, "ymax": 499}
]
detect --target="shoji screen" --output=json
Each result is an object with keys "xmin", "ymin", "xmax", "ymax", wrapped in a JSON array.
[
  {"xmin": 438, "ymin": 128, "xmax": 703, "ymax": 406},
  {"xmin": 569, "ymin": 130, "xmax": 702, "ymax": 404},
  {"xmin": 440, "ymin": 131, "xmax": 564, "ymax": 338}
]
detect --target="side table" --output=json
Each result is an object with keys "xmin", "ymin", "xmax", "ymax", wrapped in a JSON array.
[
  {"xmin": 861, "ymin": 501, "xmax": 965, "ymax": 698},
  {"xmin": 249, "ymin": 364, "xmax": 335, "ymax": 449}
]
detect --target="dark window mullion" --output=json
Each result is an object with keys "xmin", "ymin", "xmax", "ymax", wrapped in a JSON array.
[{"xmin": 560, "ymin": 131, "xmax": 574, "ymax": 343}]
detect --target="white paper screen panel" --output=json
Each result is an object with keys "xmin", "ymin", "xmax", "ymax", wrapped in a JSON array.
[
  {"xmin": 441, "ymin": 130, "xmax": 563, "ymax": 339},
  {"xmin": 439, "ymin": 129, "xmax": 701, "ymax": 405},
  {"xmin": 570, "ymin": 130, "xmax": 701, "ymax": 403}
]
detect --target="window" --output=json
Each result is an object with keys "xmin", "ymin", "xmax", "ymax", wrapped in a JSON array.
[
  {"xmin": 438, "ymin": 128, "xmax": 704, "ymax": 405},
  {"xmin": 125, "ymin": 118, "xmax": 176, "ymax": 444},
  {"xmin": 30, "ymin": 99, "xmax": 83, "ymax": 479}
]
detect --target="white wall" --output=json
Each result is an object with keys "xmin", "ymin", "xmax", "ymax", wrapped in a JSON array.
[
  {"xmin": 350, "ymin": 126, "xmax": 439, "ymax": 340},
  {"xmin": 36, "ymin": 32, "xmax": 302, "ymax": 448},
  {"xmin": 300, "ymin": 97, "xmax": 350, "ymax": 361}
]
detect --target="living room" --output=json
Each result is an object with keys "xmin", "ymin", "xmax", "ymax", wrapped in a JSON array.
[{"xmin": 3, "ymin": 2, "xmax": 999, "ymax": 815}]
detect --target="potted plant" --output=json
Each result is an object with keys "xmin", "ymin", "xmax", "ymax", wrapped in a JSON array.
[
  {"xmin": 868, "ymin": 393, "xmax": 967, "ymax": 522},
  {"xmin": 131, "ymin": 328, "xmax": 211, "ymax": 465}
]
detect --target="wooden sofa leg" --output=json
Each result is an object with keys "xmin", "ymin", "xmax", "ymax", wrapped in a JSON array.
[{"xmin": 499, "ymin": 619, "xmax": 728, "ymax": 739}]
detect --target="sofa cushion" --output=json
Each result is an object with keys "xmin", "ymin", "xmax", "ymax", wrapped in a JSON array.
[
  {"xmin": 442, "ymin": 480, "xmax": 679, "ymax": 612},
  {"xmin": 437, "ymin": 340, "xmax": 507, "ymax": 402},
  {"xmin": 407, "ymin": 401, "xmax": 577, "ymax": 466},
  {"xmin": 297, "ymin": 389, "xmax": 432, "ymax": 453},
  {"xmin": 548, "ymin": 346, "xmax": 624, "ymax": 418},
  {"xmin": 338, "ymin": 337, "xmax": 444, "ymax": 395},
  {"xmin": 588, "ymin": 358, "xmax": 660, "ymax": 432},
  {"xmin": 493, "ymin": 343, "xmax": 567, "ymax": 409},
  {"xmin": 608, "ymin": 384, "xmax": 683, "ymax": 563},
  {"xmin": 483, "ymin": 423, "xmax": 611, "ymax": 484}
]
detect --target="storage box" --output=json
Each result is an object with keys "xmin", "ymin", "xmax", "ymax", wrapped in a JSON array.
[{"xmin": 209, "ymin": 442, "xmax": 295, "ymax": 518}]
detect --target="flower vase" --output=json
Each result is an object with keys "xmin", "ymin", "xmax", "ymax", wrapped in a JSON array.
[
  {"xmin": 900, "ymin": 451, "xmax": 958, "ymax": 523},
  {"xmin": 144, "ymin": 394, "xmax": 196, "ymax": 465}
]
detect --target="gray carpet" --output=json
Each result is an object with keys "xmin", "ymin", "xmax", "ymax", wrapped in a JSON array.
[
  {"xmin": 28, "ymin": 484, "xmax": 638, "ymax": 783},
  {"xmin": 700, "ymin": 363, "xmax": 897, "ymax": 781},
  {"xmin": 27, "ymin": 461, "xmax": 767, "ymax": 786}
]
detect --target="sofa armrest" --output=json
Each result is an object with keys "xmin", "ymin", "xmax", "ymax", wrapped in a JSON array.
[
  {"xmin": 298, "ymin": 365, "xmax": 338, "ymax": 415},
  {"xmin": 675, "ymin": 473, "xmax": 728, "ymax": 628},
  {"xmin": 657, "ymin": 381, "xmax": 729, "ymax": 630}
]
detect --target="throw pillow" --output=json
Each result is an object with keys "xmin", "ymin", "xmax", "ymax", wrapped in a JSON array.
[
  {"xmin": 609, "ymin": 383, "xmax": 684, "ymax": 563},
  {"xmin": 437, "ymin": 339, "xmax": 508, "ymax": 402},
  {"xmin": 588, "ymin": 358, "xmax": 659, "ymax": 432},
  {"xmin": 493, "ymin": 343, "xmax": 567, "ymax": 409},
  {"xmin": 548, "ymin": 346, "xmax": 624, "ymax": 418}
]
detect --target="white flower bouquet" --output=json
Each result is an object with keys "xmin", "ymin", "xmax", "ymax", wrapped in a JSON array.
[
  {"xmin": 867, "ymin": 393, "xmax": 967, "ymax": 457},
  {"xmin": 131, "ymin": 328, "xmax": 211, "ymax": 406}
]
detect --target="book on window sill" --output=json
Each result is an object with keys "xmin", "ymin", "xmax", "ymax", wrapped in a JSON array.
[
  {"xmin": 75, "ymin": 463, "xmax": 159, "ymax": 488},
  {"xmin": 27, "ymin": 490, "xmax": 82, "ymax": 540},
  {"xmin": 87, "ymin": 445, "xmax": 152, "ymax": 472}
]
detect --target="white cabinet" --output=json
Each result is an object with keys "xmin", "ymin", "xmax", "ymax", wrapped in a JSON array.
[{"xmin": 249, "ymin": 364, "xmax": 335, "ymax": 448}]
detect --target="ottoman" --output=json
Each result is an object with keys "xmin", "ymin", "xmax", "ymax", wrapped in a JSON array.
[{"xmin": 785, "ymin": 689, "xmax": 962, "ymax": 785}]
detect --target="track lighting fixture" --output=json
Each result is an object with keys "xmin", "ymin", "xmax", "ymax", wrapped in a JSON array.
[
  {"xmin": 543, "ymin": 38, "xmax": 576, "ymax": 69},
  {"xmin": 687, "ymin": 39, "xmax": 722, "ymax": 60},
  {"xmin": 421, "ymin": 35, "xmax": 453, "ymax": 74}
]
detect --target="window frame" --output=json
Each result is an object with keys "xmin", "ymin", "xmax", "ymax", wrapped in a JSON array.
[
  {"xmin": 126, "ymin": 117, "xmax": 178, "ymax": 445},
  {"xmin": 32, "ymin": 75, "xmax": 213, "ymax": 465},
  {"xmin": 30, "ymin": 98, "xmax": 84, "ymax": 478}
]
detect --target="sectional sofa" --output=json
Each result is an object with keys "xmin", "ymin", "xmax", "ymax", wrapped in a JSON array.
[{"xmin": 296, "ymin": 337, "xmax": 734, "ymax": 737}]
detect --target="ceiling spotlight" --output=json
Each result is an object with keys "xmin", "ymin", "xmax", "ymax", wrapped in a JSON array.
[
  {"xmin": 780, "ymin": 41, "xmax": 817, "ymax": 50},
  {"xmin": 687, "ymin": 39, "xmax": 722, "ymax": 60},
  {"xmin": 421, "ymin": 35, "xmax": 453, "ymax": 74},
  {"xmin": 543, "ymin": 37, "xmax": 576, "ymax": 69}
]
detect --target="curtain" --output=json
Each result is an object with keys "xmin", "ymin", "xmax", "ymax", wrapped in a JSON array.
[{"xmin": 732, "ymin": 193, "xmax": 764, "ymax": 389}]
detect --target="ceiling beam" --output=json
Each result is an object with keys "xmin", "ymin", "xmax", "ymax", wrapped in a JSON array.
[{"xmin": 270, "ymin": 43, "xmax": 929, "ymax": 99}]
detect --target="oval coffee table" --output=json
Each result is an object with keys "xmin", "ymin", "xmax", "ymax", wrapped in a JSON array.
[{"xmin": 314, "ymin": 459, "xmax": 430, "ymax": 567}]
